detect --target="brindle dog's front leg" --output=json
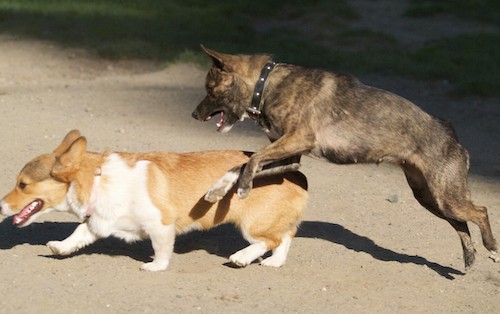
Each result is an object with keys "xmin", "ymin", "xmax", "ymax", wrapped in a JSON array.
[
  {"xmin": 205, "ymin": 164, "xmax": 243, "ymax": 203},
  {"xmin": 261, "ymin": 155, "xmax": 302, "ymax": 176},
  {"xmin": 204, "ymin": 156, "xmax": 301, "ymax": 203},
  {"xmin": 237, "ymin": 133, "xmax": 315, "ymax": 199}
]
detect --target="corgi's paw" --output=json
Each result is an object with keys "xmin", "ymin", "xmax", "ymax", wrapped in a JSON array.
[
  {"xmin": 230, "ymin": 242, "xmax": 268, "ymax": 267},
  {"xmin": 229, "ymin": 251, "xmax": 253, "ymax": 267},
  {"xmin": 229, "ymin": 246, "xmax": 261, "ymax": 267},
  {"xmin": 47, "ymin": 241, "xmax": 72, "ymax": 256},
  {"xmin": 140, "ymin": 260, "xmax": 169, "ymax": 272},
  {"xmin": 261, "ymin": 255, "xmax": 286, "ymax": 268}
]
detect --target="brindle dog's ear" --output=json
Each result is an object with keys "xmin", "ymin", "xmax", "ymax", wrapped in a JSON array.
[
  {"xmin": 53, "ymin": 129, "xmax": 81, "ymax": 155},
  {"xmin": 200, "ymin": 44, "xmax": 234, "ymax": 72}
]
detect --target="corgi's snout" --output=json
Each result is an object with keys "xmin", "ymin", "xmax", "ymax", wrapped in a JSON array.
[
  {"xmin": 0, "ymin": 200, "xmax": 13, "ymax": 216},
  {"xmin": 0, "ymin": 200, "xmax": 6, "ymax": 216}
]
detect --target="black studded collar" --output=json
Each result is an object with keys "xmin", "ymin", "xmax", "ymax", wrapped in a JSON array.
[{"xmin": 247, "ymin": 61, "xmax": 276, "ymax": 120}]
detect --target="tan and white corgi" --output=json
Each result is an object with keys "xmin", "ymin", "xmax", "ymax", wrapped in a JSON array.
[{"xmin": 0, "ymin": 130, "xmax": 308, "ymax": 271}]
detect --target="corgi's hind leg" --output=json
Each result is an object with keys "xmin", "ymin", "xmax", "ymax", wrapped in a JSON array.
[
  {"xmin": 229, "ymin": 241, "xmax": 268, "ymax": 267},
  {"xmin": 261, "ymin": 233, "xmax": 292, "ymax": 267},
  {"xmin": 230, "ymin": 231, "xmax": 294, "ymax": 267}
]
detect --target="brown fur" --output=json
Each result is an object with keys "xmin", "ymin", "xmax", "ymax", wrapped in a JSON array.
[{"xmin": 191, "ymin": 46, "xmax": 498, "ymax": 270}]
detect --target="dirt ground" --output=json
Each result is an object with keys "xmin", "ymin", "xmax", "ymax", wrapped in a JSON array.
[{"xmin": 0, "ymin": 9, "xmax": 500, "ymax": 314}]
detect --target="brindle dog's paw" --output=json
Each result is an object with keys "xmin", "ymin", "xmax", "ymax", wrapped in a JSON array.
[
  {"xmin": 237, "ymin": 186, "xmax": 250, "ymax": 199},
  {"xmin": 237, "ymin": 178, "xmax": 253, "ymax": 199},
  {"xmin": 204, "ymin": 170, "xmax": 240, "ymax": 203},
  {"xmin": 237, "ymin": 187, "xmax": 249, "ymax": 199},
  {"xmin": 204, "ymin": 188, "xmax": 225, "ymax": 203},
  {"xmin": 489, "ymin": 251, "xmax": 500, "ymax": 263}
]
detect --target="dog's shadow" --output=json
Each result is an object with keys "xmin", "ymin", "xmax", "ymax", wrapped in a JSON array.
[
  {"xmin": 0, "ymin": 218, "xmax": 154, "ymax": 263},
  {"xmin": 0, "ymin": 218, "xmax": 462, "ymax": 279}
]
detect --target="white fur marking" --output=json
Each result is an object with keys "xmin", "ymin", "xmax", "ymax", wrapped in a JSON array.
[
  {"xmin": 230, "ymin": 242, "xmax": 268, "ymax": 267},
  {"xmin": 490, "ymin": 251, "xmax": 500, "ymax": 263},
  {"xmin": 219, "ymin": 124, "xmax": 234, "ymax": 133},
  {"xmin": 141, "ymin": 223, "xmax": 176, "ymax": 271},
  {"xmin": 204, "ymin": 170, "xmax": 240, "ymax": 202},
  {"xmin": 261, "ymin": 234, "xmax": 292, "ymax": 267},
  {"xmin": 0, "ymin": 200, "xmax": 14, "ymax": 216},
  {"xmin": 67, "ymin": 182, "xmax": 87, "ymax": 220},
  {"xmin": 47, "ymin": 223, "xmax": 98, "ymax": 255},
  {"xmin": 55, "ymin": 153, "xmax": 176, "ymax": 271},
  {"xmin": 86, "ymin": 154, "xmax": 159, "ymax": 239},
  {"xmin": 240, "ymin": 112, "xmax": 250, "ymax": 121}
]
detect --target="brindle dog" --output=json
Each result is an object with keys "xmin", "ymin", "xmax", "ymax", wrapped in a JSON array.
[{"xmin": 191, "ymin": 45, "xmax": 498, "ymax": 270}]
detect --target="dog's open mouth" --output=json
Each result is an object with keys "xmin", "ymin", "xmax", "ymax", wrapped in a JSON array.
[
  {"xmin": 13, "ymin": 199, "xmax": 44, "ymax": 226},
  {"xmin": 204, "ymin": 110, "xmax": 226, "ymax": 131}
]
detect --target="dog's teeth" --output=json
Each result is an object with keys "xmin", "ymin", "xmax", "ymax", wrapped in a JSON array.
[{"xmin": 14, "ymin": 217, "xmax": 22, "ymax": 224}]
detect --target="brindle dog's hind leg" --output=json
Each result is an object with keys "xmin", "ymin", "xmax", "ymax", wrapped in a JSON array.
[
  {"xmin": 402, "ymin": 163, "xmax": 477, "ymax": 270},
  {"xmin": 430, "ymin": 154, "xmax": 499, "ymax": 264},
  {"xmin": 403, "ymin": 160, "xmax": 499, "ymax": 270},
  {"xmin": 204, "ymin": 156, "xmax": 302, "ymax": 203},
  {"xmin": 441, "ymin": 199, "xmax": 498, "ymax": 264}
]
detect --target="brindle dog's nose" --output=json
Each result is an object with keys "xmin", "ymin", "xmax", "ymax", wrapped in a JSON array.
[{"xmin": 191, "ymin": 111, "xmax": 199, "ymax": 120}]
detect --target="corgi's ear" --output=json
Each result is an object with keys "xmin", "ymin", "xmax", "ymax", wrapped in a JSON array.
[
  {"xmin": 51, "ymin": 136, "xmax": 87, "ymax": 182},
  {"xmin": 53, "ymin": 129, "xmax": 81, "ymax": 155},
  {"xmin": 200, "ymin": 44, "xmax": 235, "ymax": 72}
]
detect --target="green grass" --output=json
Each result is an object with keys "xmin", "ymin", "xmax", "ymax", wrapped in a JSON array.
[
  {"xmin": 406, "ymin": 0, "xmax": 500, "ymax": 25},
  {"xmin": 405, "ymin": 0, "xmax": 500, "ymax": 96},
  {"xmin": 0, "ymin": 0, "xmax": 355, "ymax": 61},
  {"xmin": 412, "ymin": 33, "xmax": 500, "ymax": 97},
  {"xmin": 0, "ymin": 0, "xmax": 498, "ymax": 96}
]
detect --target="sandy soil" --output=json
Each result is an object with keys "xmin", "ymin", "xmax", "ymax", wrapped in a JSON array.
[{"xmin": 0, "ymin": 20, "xmax": 499, "ymax": 314}]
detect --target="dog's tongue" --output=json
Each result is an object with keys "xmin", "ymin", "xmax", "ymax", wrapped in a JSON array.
[
  {"xmin": 216, "ymin": 111, "xmax": 225, "ymax": 129},
  {"xmin": 13, "ymin": 199, "xmax": 43, "ymax": 225}
]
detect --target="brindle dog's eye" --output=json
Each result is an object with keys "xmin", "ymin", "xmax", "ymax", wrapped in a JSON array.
[{"xmin": 18, "ymin": 182, "xmax": 26, "ymax": 190}]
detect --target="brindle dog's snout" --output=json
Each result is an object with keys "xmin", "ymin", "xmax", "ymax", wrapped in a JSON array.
[{"xmin": 191, "ymin": 110, "xmax": 199, "ymax": 120}]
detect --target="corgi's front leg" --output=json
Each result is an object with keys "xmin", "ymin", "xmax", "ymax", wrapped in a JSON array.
[
  {"xmin": 140, "ymin": 222, "xmax": 176, "ymax": 271},
  {"xmin": 47, "ymin": 222, "xmax": 98, "ymax": 256}
]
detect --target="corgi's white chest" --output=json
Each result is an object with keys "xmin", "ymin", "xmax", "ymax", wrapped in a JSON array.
[{"xmin": 70, "ymin": 153, "xmax": 163, "ymax": 242}]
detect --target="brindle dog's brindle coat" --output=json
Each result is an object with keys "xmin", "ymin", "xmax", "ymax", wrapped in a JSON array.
[{"xmin": 191, "ymin": 45, "xmax": 499, "ymax": 270}]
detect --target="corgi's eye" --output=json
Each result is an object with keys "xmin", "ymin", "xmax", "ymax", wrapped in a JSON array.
[{"xmin": 18, "ymin": 182, "xmax": 27, "ymax": 190}]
